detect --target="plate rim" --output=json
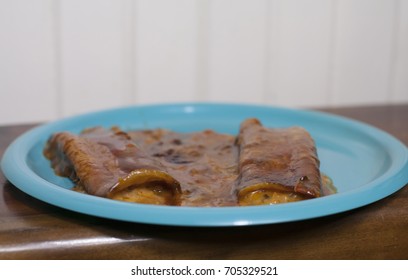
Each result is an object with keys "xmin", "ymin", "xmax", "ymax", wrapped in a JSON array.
[{"xmin": 1, "ymin": 102, "xmax": 407, "ymax": 227}]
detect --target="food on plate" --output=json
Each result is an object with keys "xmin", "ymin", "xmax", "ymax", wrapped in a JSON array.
[
  {"xmin": 44, "ymin": 127, "xmax": 181, "ymax": 205},
  {"xmin": 236, "ymin": 119, "xmax": 322, "ymax": 205},
  {"xmin": 44, "ymin": 118, "xmax": 336, "ymax": 207}
]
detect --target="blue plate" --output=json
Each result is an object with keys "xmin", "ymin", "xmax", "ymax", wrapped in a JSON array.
[{"xmin": 1, "ymin": 103, "xmax": 408, "ymax": 226}]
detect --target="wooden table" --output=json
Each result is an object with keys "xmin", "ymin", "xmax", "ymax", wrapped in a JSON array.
[{"xmin": 1, "ymin": 104, "xmax": 407, "ymax": 259}]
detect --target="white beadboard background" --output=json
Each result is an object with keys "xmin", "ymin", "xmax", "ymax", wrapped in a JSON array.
[{"xmin": 0, "ymin": 0, "xmax": 407, "ymax": 125}]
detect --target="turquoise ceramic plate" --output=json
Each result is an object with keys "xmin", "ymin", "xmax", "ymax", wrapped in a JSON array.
[{"xmin": 1, "ymin": 103, "xmax": 407, "ymax": 226}]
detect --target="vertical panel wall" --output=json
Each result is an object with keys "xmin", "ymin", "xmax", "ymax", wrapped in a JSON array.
[
  {"xmin": 59, "ymin": 0, "xmax": 133, "ymax": 117},
  {"xmin": 134, "ymin": 0, "xmax": 198, "ymax": 104},
  {"xmin": 0, "ymin": 0, "xmax": 58, "ymax": 124},
  {"xmin": 0, "ymin": 0, "xmax": 407, "ymax": 125},
  {"xmin": 331, "ymin": 0, "xmax": 396, "ymax": 105},
  {"xmin": 392, "ymin": 0, "xmax": 408, "ymax": 103},
  {"xmin": 207, "ymin": 0, "xmax": 268, "ymax": 103},
  {"xmin": 267, "ymin": 0, "xmax": 334, "ymax": 107}
]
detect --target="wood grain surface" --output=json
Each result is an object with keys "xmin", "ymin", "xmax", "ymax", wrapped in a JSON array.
[{"xmin": 0, "ymin": 105, "xmax": 407, "ymax": 259}]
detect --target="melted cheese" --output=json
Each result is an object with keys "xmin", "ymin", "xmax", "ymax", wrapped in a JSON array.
[
  {"xmin": 239, "ymin": 189, "xmax": 305, "ymax": 206},
  {"xmin": 110, "ymin": 183, "xmax": 175, "ymax": 205}
]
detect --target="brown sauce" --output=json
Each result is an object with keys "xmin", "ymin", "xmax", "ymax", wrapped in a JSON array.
[
  {"xmin": 128, "ymin": 129, "xmax": 239, "ymax": 206},
  {"xmin": 44, "ymin": 120, "xmax": 337, "ymax": 207}
]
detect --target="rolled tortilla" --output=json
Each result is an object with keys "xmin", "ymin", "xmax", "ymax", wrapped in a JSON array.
[
  {"xmin": 235, "ymin": 118, "xmax": 322, "ymax": 206},
  {"xmin": 44, "ymin": 127, "xmax": 181, "ymax": 205}
]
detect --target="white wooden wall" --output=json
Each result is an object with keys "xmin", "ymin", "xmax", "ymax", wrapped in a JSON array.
[{"xmin": 1, "ymin": 0, "xmax": 407, "ymax": 125}]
